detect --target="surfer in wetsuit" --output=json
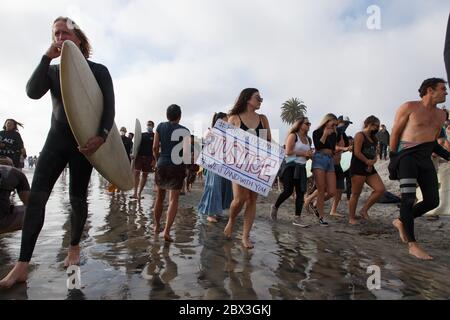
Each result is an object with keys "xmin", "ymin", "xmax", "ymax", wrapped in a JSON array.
[
  {"xmin": 0, "ymin": 17, "xmax": 115, "ymax": 288},
  {"xmin": 389, "ymin": 78, "xmax": 450, "ymax": 260}
]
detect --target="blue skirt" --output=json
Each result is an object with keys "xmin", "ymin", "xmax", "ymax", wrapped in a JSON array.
[{"xmin": 198, "ymin": 171, "xmax": 233, "ymax": 217}]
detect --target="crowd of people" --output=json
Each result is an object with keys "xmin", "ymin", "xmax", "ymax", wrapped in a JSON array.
[{"xmin": 0, "ymin": 15, "xmax": 450, "ymax": 290}]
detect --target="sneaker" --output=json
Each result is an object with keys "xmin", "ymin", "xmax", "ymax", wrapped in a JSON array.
[
  {"xmin": 293, "ymin": 217, "xmax": 309, "ymax": 228},
  {"xmin": 318, "ymin": 217, "xmax": 329, "ymax": 227},
  {"xmin": 270, "ymin": 205, "xmax": 278, "ymax": 221}
]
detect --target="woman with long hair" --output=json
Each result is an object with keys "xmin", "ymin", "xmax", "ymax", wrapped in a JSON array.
[
  {"xmin": 348, "ymin": 116, "xmax": 385, "ymax": 225},
  {"xmin": 271, "ymin": 117, "xmax": 313, "ymax": 227},
  {"xmin": 309, "ymin": 114, "xmax": 339, "ymax": 226},
  {"xmin": 198, "ymin": 112, "xmax": 233, "ymax": 223},
  {"xmin": 224, "ymin": 88, "xmax": 271, "ymax": 249},
  {"xmin": 0, "ymin": 119, "xmax": 25, "ymax": 169}
]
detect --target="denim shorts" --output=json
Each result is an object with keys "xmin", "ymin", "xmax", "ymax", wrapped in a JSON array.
[{"xmin": 312, "ymin": 152, "xmax": 335, "ymax": 172}]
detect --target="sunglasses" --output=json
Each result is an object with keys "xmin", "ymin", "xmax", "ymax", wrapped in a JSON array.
[
  {"xmin": 304, "ymin": 122, "xmax": 311, "ymax": 126},
  {"xmin": 255, "ymin": 96, "xmax": 264, "ymax": 102}
]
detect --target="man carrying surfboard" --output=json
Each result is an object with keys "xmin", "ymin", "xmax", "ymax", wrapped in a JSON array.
[
  {"xmin": 0, "ymin": 17, "xmax": 115, "ymax": 288},
  {"xmin": 389, "ymin": 78, "xmax": 450, "ymax": 260}
]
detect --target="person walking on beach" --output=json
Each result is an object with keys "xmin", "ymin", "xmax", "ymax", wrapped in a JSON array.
[
  {"xmin": 330, "ymin": 116, "xmax": 353, "ymax": 217},
  {"xmin": 348, "ymin": 116, "xmax": 386, "ymax": 225},
  {"xmin": 0, "ymin": 119, "xmax": 26, "ymax": 170},
  {"xmin": 198, "ymin": 113, "xmax": 233, "ymax": 223},
  {"xmin": 120, "ymin": 127, "xmax": 133, "ymax": 161},
  {"xmin": 270, "ymin": 116, "xmax": 313, "ymax": 227},
  {"xmin": 0, "ymin": 157, "xmax": 30, "ymax": 235},
  {"xmin": 131, "ymin": 121, "xmax": 155, "ymax": 200},
  {"xmin": 0, "ymin": 17, "xmax": 115, "ymax": 288},
  {"xmin": 390, "ymin": 78, "xmax": 450, "ymax": 260},
  {"xmin": 306, "ymin": 114, "xmax": 339, "ymax": 227},
  {"xmin": 153, "ymin": 105, "xmax": 191, "ymax": 242},
  {"xmin": 224, "ymin": 88, "xmax": 272, "ymax": 249},
  {"xmin": 376, "ymin": 125, "xmax": 390, "ymax": 160}
]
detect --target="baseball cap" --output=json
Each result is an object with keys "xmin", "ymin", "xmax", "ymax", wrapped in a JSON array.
[{"xmin": 338, "ymin": 116, "xmax": 353, "ymax": 124}]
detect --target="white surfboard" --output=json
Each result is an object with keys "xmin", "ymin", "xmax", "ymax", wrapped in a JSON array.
[
  {"xmin": 60, "ymin": 41, "xmax": 134, "ymax": 191},
  {"xmin": 131, "ymin": 119, "xmax": 142, "ymax": 170},
  {"xmin": 417, "ymin": 162, "xmax": 450, "ymax": 216}
]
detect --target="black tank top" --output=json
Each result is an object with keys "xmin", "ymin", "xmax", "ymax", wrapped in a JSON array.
[{"xmin": 238, "ymin": 115, "xmax": 264, "ymax": 137}]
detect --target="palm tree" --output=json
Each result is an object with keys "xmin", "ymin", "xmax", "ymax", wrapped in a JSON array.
[{"xmin": 281, "ymin": 98, "xmax": 307, "ymax": 125}]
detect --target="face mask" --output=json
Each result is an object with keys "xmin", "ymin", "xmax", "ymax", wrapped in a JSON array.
[
  {"xmin": 371, "ymin": 129, "xmax": 380, "ymax": 135},
  {"xmin": 337, "ymin": 125, "xmax": 346, "ymax": 134},
  {"xmin": 147, "ymin": 127, "xmax": 154, "ymax": 133},
  {"xmin": 120, "ymin": 131, "xmax": 126, "ymax": 136}
]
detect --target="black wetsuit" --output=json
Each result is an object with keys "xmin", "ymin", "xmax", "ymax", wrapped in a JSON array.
[
  {"xmin": 389, "ymin": 142, "xmax": 450, "ymax": 242},
  {"xmin": 20, "ymin": 55, "xmax": 115, "ymax": 262}
]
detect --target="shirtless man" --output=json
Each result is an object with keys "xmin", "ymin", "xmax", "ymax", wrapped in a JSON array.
[{"xmin": 390, "ymin": 78, "xmax": 450, "ymax": 260}]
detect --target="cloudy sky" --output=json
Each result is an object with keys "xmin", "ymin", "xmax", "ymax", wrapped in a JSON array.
[{"xmin": 0, "ymin": 0, "xmax": 448, "ymax": 156}]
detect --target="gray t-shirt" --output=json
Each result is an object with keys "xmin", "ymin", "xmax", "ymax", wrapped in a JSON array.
[
  {"xmin": 0, "ymin": 165, "xmax": 30, "ymax": 219},
  {"xmin": 156, "ymin": 122, "xmax": 190, "ymax": 167}
]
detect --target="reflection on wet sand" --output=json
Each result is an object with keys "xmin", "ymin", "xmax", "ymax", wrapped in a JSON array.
[{"xmin": 1, "ymin": 170, "xmax": 450, "ymax": 300}]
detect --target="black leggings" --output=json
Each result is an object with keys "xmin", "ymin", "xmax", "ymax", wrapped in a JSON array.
[
  {"xmin": 19, "ymin": 125, "xmax": 93, "ymax": 262},
  {"xmin": 275, "ymin": 165, "xmax": 305, "ymax": 216},
  {"xmin": 398, "ymin": 155, "xmax": 439, "ymax": 243}
]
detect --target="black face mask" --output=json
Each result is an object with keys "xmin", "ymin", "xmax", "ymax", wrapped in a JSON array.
[
  {"xmin": 337, "ymin": 125, "xmax": 346, "ymax": 134},
  {"xmin": 371, "ymin": 129, "xmax": 379, "ymax": 135}
]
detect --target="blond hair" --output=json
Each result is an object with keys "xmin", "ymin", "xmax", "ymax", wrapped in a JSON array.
[
  {"xmin": 317, "ymin": 113, "xmax": 337, "ymax": 130},
  {"xmin": 53, "ymin": 17, "xmax": 92, "ymax": 58}
]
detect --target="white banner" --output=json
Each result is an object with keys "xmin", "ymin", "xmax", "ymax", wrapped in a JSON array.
[{"xmin": 197, "ymin": 119, "xmax": 285, "ymax": 197}]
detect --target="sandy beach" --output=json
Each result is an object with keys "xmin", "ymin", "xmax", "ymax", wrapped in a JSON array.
[{"xmin": 1, "ymin": 161, "xmax": 450, "ymax": 300}]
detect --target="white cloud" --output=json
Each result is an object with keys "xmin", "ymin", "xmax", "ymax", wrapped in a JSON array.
[{"xmin": 0, "ymin": 0, "xmax": 448, "ymax": 155}]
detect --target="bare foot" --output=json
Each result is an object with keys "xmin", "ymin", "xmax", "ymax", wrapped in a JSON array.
[
  {"xmin": 409, "ymin": 243, "xmax": 433, "ymax": 260},
  {"xmin": 224, "ymin": 223, "xmax": 233, "ymax": 240},
  {"xmin": 349, "ymin": 218, "xmax": 359, "ymax": 225},
  {"xmin": 242, "ymin": 238, "xmax": 254, "ymax": 249},
  {"xmin": 393, "ymin": 219, "xmax": 408, "ymax": 244},
  {"xmin": 330, "ymin": 212, "xmax": 344, "ymax": 218},
  {"xmin": 153, "ymin": 223, "xmax": 162, "ymax": 233},
  {"xmin": 360, "ymin": 210, "xmax": 370, "ymax": 220},
  {"xmin": 207, "ymin": 216, "xmax": 218, "ymax": 223},
  {"xmin": 0, "ymin": 262, "xmax": 29, "ymax": 289},
  {"xmin": 64, "ymin": 245, "xmax": 81, "ymax": 268},
  {"xmin": 163, "ymin": 234, "xmax": 174, "ymax": 243}
]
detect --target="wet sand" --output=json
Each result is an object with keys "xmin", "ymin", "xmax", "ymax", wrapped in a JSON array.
[{"xmin": 1, "ymin": 162, "xmax": 450, "ymax": 300}]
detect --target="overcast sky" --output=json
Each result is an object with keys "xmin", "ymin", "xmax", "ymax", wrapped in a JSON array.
[{"xmin": 0, "ymin": 0, "xmax": 448, "ymax": 156}]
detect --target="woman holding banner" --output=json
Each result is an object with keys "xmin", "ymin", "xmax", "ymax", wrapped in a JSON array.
[
  {"xmin": 224, "ymin": 88, "xmax": 271, "ymax": 249},
  {"xmin": 270, "ymin": 117, "xmax": 313, "ymax": 227}
]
